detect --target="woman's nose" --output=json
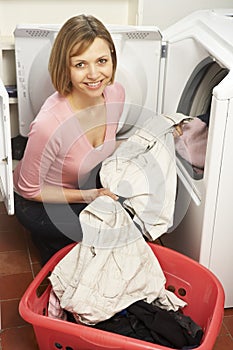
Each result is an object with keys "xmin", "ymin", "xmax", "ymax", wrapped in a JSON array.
[{"xmin": 87, "ymin": 64, "xmax": 99, "ymax": 79}]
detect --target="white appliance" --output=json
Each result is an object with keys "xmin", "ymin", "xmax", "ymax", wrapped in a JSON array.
[
  {"xmin": 1, "ymin": 9, "xmax": 233, "ymax": 306},
  {"xmin": 0, "ymin": 79, "xmax": 14, "ymax": 214}
]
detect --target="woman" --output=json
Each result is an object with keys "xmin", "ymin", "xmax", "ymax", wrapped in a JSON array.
[{"xmin": 13, "ymin": 14, "xmax": 125, "ymax": 264}]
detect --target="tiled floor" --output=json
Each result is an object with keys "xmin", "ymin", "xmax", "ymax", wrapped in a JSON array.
[{"xmin": 0, "ymin": 201, "xmax": 233, "ymax": 350}]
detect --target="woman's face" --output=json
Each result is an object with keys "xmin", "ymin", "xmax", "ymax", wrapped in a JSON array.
[{"xmin": 69, "ymin": 37, "xmax": 113, "ymax": 99}]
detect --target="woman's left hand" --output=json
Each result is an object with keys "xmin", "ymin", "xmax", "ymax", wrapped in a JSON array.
[
  {"xmin": 97, "ymin": 188, "xmax": 119, "ymax": 201},
  {"xmin": 80, "ymin": 188, "xmax": 119, "ymax": 203}
]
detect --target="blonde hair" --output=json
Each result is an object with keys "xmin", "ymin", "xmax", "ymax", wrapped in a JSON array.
[{"xmin": 48, "ymin": 14, "xmax": 117, "ymax": 96}]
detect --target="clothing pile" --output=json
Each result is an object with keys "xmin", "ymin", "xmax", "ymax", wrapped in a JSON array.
[
  {"xmin": 174, "ymin": 112, "xmax": 209, "ymax": 179},
  {"xmin": 93, "ymin": 300, "xmax": 203, "ymax": 349},
  {"xmin": 48, "ymin": 113, "xmax": 203, "ymax": 348}
]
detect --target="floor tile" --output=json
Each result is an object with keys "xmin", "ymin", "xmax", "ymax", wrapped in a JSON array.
[
  {"xmin": 31, "ymin": 262, "xmax": 42, "ymax": 278},
  {"xmin": 0, "ymin": 251, "xmax": 31, "ymax": 276},
  {"xmin": 0, "ymin": 214, "xmax": 24, "ymax": 232},
  {"xmin": 224, "ymin": 308, "xmax": 233, "ymax": 316},
  {"xmin": 0, "ymin": 202, "xmax": 7, "ymax": 215},
  {"xmin": 1, "ymin": 299, "xmax": 26, "ymax": 328},
  {"xmin": 224, "ymin": 315, "xmax": 233, "ymax": 338},
  {"xmin": 0, "ymin": 272, "xmax": 33, "ymax": 300},
  {"xmin": 213, "ymin": 334, "xmax": 233, "ymax": 350},
  {"xmin": 26, "ymin": 235, "xmax": 41, "ymax": 264},
  {"xmin": 218, "ymin": 321, "xmax": 229, "ymax": 336},
  {"xmin": 0, "ymin": 230, "xmax": 27, "ymax": 252},
  {"xmin": 0, "ymin": 325, "xmax": 39, "ymax": 350}
]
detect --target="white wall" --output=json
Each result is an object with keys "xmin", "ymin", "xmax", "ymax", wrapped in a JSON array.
[
  {"xmin": 137, "ymin": 0, "xmax": 233, "ymax": 29},
  {"xmin": 0, "ymin": 0, "xmax": 138, "ymax": 37},
  {"xmin": 1, "ymin": 0, "xmax": 233, "ymax": 37}
]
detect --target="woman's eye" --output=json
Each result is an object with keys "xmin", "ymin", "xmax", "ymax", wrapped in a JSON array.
[
  {"xmin": 75, "ymin": 62, "xmax": 85, "ymax": 68},
  {"xmin": 99, "ymin": 58, "xmax": 107, "ymax": 64}
]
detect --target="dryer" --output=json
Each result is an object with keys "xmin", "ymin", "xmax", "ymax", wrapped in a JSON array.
[
  {"xmin": 159, "ymin": 9, "xmax": 233, "ymax": 308},
  {"xmin": 1, "ymin": 9, "xmax": 233, "ymax": 306}
]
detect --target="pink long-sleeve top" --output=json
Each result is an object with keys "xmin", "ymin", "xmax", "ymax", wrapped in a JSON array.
[{"xmin": 13, "ymin": 82, "xmax": 125, "ymax": 199}]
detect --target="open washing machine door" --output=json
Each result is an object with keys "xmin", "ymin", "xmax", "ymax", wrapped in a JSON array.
[
  {"xmin": 159, "ymin": 9, "xmax": 232, "ymax": 206},
  {"xmin": 0, "ymin": 79, "xmax": 14, "ymax": 214},
  {"xmin": 154, "ymin": 8, "xmax": 233, "ymax": 306}
]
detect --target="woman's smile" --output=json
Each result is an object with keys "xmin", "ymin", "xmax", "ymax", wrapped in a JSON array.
[{"xmin": 84, "ymin": 80, "xmax": 103, "ymax": 89}]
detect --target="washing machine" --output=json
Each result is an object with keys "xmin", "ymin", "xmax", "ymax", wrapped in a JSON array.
[
  {"xmin": 1, "ymin": 9, "xmax": 233, "ymax": 306},
  {"xmin": 158, "ymin": 9, "xmax": 233, "ymax": 308}
]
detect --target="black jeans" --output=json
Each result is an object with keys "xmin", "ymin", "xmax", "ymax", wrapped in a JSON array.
[
  {"xmin": 14, "ymin": 192, "xmax": 87, "ymax": 265},
  {"xmin": 14, "ymin": 164, "xmax": 102, "ymax": 265}
]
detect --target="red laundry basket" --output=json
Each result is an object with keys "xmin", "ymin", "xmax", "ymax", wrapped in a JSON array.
[{"xmin": 19, "ymin": 242, "xmax": 224, "ymax": 350}]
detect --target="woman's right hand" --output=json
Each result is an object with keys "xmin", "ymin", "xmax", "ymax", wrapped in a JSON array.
[{"xmin": 80, "ymin": 188, "xmax": 119, "ymax": 203}]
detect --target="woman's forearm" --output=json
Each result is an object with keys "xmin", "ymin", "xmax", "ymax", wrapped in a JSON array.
[
  {"xmin": 31, "ymin": 185, "xmax": 86, "ymax": 203},
  {"xmin": 31, "ymin": 185, "xmax": 118, "ymax": 204}
]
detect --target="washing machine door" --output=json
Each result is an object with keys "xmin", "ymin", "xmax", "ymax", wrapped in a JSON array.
[{"xmin": 0, "ymin": 79, "xmax": 14, "ymax": 215}]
